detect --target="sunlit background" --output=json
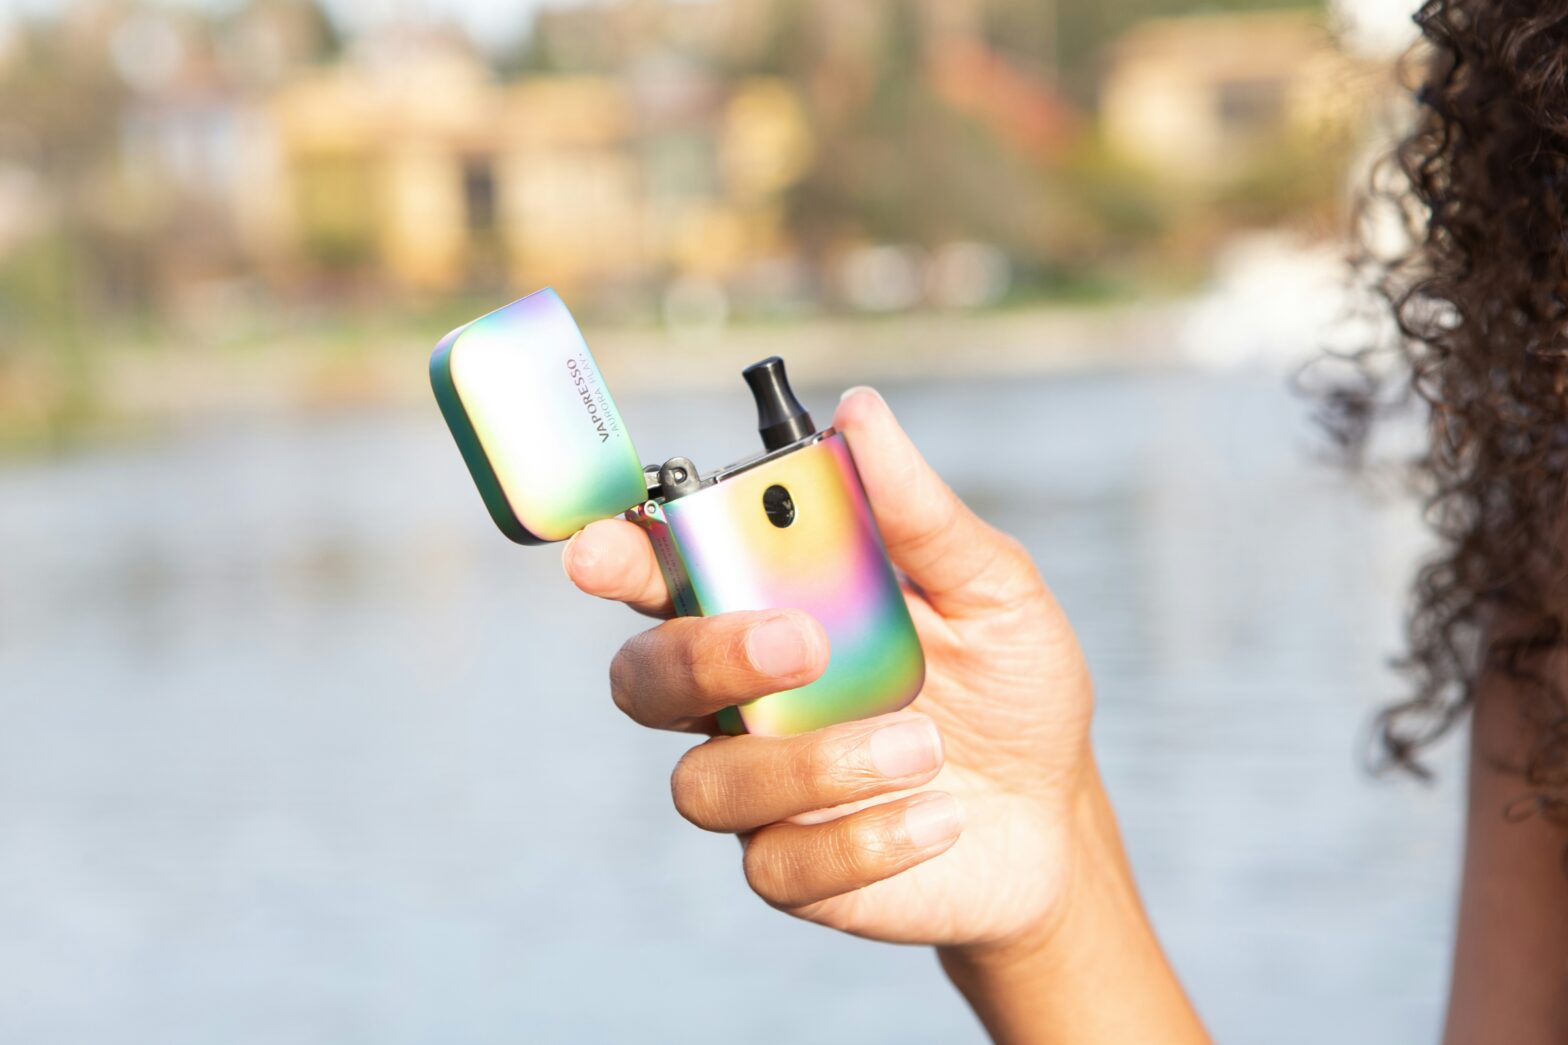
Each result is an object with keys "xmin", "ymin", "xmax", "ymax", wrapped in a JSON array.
[{"xmin": 0, "ymin": 1, "xmax": 1461, "ymax": 1042}]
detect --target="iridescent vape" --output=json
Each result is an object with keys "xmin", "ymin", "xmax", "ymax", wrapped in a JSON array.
[{"xmin": 430, "ymin": 288, "xmax": 925, "ymax": 736}]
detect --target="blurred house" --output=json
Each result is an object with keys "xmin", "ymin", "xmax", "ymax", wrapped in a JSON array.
[
  {"xmin": 263, "ymin": 32, "xmax": 505, "ymax": 292},
  {"xmin": 1, "ymin": 0, "xmax": 1387, "ymax": 338},
  {"xmin": 1099, "ymin": 10, "xmax": 1379, "ymax": 185},
  {"xmin": 200, "ymin": 0, "xmax": 1081, "ymax": 313},
  {"xmin": 261, "ymin": 29, "xmax": 811, "ymax": 299}
]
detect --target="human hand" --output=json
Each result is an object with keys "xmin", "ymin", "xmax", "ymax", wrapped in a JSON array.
[{"xmin": 563, "ymin": 387, "xmax": 1097, "ymax": 954}]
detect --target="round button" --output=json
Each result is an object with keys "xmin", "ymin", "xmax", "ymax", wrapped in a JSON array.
[{"xmin": 762, "ymin": 484, "xmax": 796, "ymax": 528}]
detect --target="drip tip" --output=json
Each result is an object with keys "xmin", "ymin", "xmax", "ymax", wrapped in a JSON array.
[{"xmin": 743, "ymin": 357, "xmax": 816, "ymax": 451}]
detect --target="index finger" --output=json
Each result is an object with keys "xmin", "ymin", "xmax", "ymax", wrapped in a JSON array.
[
  {"xmin": 834, "ymin": 387, "xmax": 1043, "ymax": 618},
  {"xmin": 563, "ymin": 518, "xmax": 674, "ymax": 618}
]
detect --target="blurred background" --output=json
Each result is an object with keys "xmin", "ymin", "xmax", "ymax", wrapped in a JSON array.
[{"xmin": 0, "ymin": 1, "xmax": 1459, "ymax": 1042}]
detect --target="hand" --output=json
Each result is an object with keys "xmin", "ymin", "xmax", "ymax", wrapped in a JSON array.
[{"xmin": 563, "ymin": 387, "xmax": 1095, "ymax": 952}]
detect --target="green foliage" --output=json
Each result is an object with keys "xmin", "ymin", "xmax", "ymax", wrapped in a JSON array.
[
  {"xmin": 1209, "ymin": 134, "xmax": 1350, "ymax": 227},
  {"xmin": 781, "ymin": 2, "xmax": 1061, "ymax": 266},
  {"xmin": 1051, "ymin": 0, "xmax": 1329, "ymax": 101},
  {"xmin": 1054, "ymin": 139, "xmax": 1170, "ymax": 245},
  {"xmin": 777, "ymin": 0, "xmax": 1358, "ymax": 305},
  {"xmin": 294, "ymin": 154, "xmax": 380, "ymax": 270}
]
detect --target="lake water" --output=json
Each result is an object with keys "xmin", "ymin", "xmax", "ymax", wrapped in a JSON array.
[{"xmin": 0, "ymin": 366, "xmax": 1462, "ymax": 1043}]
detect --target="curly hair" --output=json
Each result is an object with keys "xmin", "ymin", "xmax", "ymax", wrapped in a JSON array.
[{"xmin": 1325, "ymin": 1, "xmax": 1568, "ymax": 817}]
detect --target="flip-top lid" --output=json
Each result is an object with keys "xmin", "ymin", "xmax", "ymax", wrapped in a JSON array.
[{"xmin": 430, "ymin": 288, "xmax": 647, "ymax": 544}]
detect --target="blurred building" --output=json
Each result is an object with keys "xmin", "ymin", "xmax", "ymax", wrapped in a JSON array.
[
  {"xmin": 0, "ymin": 0, "xmax": 1386, "ymax": 336},
  {"xmin": 262, "ymin": 32, "xmax": 505, "ymax": 292},
  {"xmin": 1099, "ymin": 10, "xmax": 1379, "ymax": 186},
  {"xmin": 261, "ymin": 29, "xmax": 812, "ymax": 299}
]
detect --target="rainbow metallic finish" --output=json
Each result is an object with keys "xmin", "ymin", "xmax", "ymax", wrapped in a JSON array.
[
  {"xmin": 432, "ymin": 289, "xmax": 926, "ymax": 736},
  {"xmin": 430, "ymin": 289, "xmax": 647, "ymax": 544},
  {"xmin": 629, "ymin": 433, "xmax": 925, "ymax": 736}
]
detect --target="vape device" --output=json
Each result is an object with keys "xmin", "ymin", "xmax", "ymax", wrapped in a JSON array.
[{"xmin": 430, "ymin": 288, "xmax": 924, "ymax": 736}]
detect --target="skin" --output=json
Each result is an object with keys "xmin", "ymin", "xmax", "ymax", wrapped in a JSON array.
[
  {"xmin": 563, "ymin": 387, "xmax": 1207, "ymax": 1042},
  {"xmin": 1443, "ymin": 655, "xmax": 1568, "ymax": 1044}
]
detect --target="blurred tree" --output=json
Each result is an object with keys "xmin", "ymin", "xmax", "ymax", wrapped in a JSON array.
[
  {"xmin": 774, "ymin": 3, "xmax": 932, "ymax": 287},
  {"xmin": 980, "ymin": 0, "xmax": 1060, "ymax": 79},
  {"xmin": 0, "ymin": 0, "xmax": 342, "ymax": 445},
  {"xmin": 761, "ymin": 0, "xmax": 1091, "ymax": 300},
  {"xmin": 1051, "ymin": 0, "xmax": 1328, "ymax": 102},
  {"xmin": 485, "ymin": 0, "xmax": 1344, "ymax": 309},
  {"xmin": 0, "ymin": 13, "xmax": 129, "ymax": 442}
]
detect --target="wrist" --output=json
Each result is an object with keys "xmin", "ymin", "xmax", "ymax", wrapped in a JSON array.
[
  {"xmin": 938, "ymin": 760, "xmax": 1116, "ymax": 977},
  {"xmin": 936, "ymin": 761, "xmax": 1207, "ymax": 1044}
]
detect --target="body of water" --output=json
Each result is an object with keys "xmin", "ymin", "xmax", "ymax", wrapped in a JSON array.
[{"xmin": 0, "ymin": 366, "xmax": 1460, "ymax": 1043}]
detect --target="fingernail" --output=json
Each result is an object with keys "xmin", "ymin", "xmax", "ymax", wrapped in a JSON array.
[
  {"xmin": 903, "ymin": 793, "xmax": 963, "ymax": 850},
  {"xmin": 840, "ymin": 385, "xmax": 886, "ymax": 405},
  {"xmin": 869, "ymin": 718, "xmax": 942, "ymax": 779},
  {"xmin": 746, "ymin": 616, "xmax": 813, "ymax": 678}
]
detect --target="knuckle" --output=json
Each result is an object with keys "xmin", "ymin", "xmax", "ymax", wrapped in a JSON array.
[
  {"xmin": 992, "ymin": 530, "xmax": 1038, "ymax": 580},
  {"xmin": 839, "ymin": 815, "xmax": 904, "ymax": 878},
  {"xmin": 686, "ymin": 623, "xmax": 744, "ymax": 696},
  {"xmin": 986, "ymin": 532, "xmax": 1048, "ymax": 606},
  {"xmin": 741, "ymin": 835, "xmax": 794, "ymax": 906},
  {"xmin": 669, "ymin": 747, "xmax": 726, "ymax": 829},
  {"xmin": 612, "ymin": 622, "xmax": 706, "ymax": 723},
  {"xmin": 994, "ymin": 529, "xmax": 1030, "ymax": 565},
  {"xmin": 684, "ymin": 651, "xmax": 727, "ymax": 699},
  {"xmin": 796, "ymin": 735, "xmax": 872, "ymax": 797}
]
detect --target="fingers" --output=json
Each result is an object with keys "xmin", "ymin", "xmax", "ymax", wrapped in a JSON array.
[
  {"xmin": 563, "ymin": 518, "xmax": 673, "ymax": 618},
  {"xmin": 609, "ymin": 610, "xmax": 829, "ymax": 731},
  {"xmin": 742, "ymin": 791, "xmax": 964, "ymax": 909},
  {"xmin": 671, "ymin": 711, "xmax": 944, "ymax": 832},
  {"xmin": 834, "ymin": 388, "xmax": 1043, "ymax": 618}
]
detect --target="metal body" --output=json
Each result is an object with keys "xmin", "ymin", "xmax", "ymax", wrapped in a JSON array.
[
  {"xmin": 431, "ymin": 289, "xmax": 926, "ymax": 737},
  {"xmin": 629, "ymin": 431, "xmax": 924, "ymax": 736}
]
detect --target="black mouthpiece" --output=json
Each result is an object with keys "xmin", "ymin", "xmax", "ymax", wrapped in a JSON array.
[{"xmin": 743, "ymin": 357, "xmax": 815, "ymax": 451}]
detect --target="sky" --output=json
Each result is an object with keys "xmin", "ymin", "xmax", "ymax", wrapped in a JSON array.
[
  {"xmin": 1337, "ymin": 0, "xmax": 1422, "ymax": 54},
  {"xmin": 318, "ymin": 0, "xmax": 575, "ymax": 46}
]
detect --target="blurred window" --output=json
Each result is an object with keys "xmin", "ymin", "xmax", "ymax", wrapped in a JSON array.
[
  {"xmin": 463, "ymin": 158, "xmax": 497, "ymax": 234},
  {"xmin": 1214, "ymin": 78, "xmax": 1286, "ymax": 135}
]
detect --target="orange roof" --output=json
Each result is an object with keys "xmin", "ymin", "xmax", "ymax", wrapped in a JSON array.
[{"xmin": 927, "ymin": 39, "xmax": 1079, "ymax": 163}]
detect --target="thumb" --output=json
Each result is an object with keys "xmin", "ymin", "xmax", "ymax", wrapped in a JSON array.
[{"xmin": 834, "ymin": 387, "xmax": 1041, "ymax": 619}]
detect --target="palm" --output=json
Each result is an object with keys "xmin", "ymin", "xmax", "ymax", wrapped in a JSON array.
[{"xmin": 789, "ymin": 583, "xmax": 1094, "ymax": 948}]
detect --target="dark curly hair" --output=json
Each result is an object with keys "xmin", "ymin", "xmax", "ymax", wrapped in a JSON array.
[{"xmin": 1325, "ymin": 1, "xmax": 1568, "ymax": 818}]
